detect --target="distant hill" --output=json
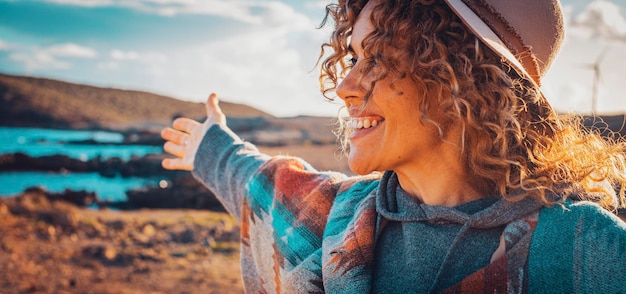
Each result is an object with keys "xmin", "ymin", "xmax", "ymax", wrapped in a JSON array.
[{"xmin": 0, "ymin": 73, "xmax": 272, "ymax": 131}]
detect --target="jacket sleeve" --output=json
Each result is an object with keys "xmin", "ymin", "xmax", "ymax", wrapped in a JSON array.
[
  {"xmin": 192, "ymin": 123, "xmax": 357, "ymax": 293},
  {"xmin": 528, "ymin": 201, "xmax": 626, "ymax": 293},
  {"xmin": 192, "ymin": 124, "xmax": 271, "ymax": 221},
  {"xmin": 192, "ymin": 124, "xmax": 349, "ymax": 222}
]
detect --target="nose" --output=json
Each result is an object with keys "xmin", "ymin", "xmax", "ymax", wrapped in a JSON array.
[{"xmin": 336, "ymin": 68, "xmax": 365, "ymax": 107}]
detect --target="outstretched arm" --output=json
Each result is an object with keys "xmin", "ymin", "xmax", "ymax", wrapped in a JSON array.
[
  {"xmin": 161, "ymin": 93, "xmax": 226, "ymax": 171},
  {"xmin": 160, "ymin": 93, "xmax": 269, "ymax": 220},
  {"xmin": 159, "ymin": 92, "xmax": 348, "ymax": 232}
]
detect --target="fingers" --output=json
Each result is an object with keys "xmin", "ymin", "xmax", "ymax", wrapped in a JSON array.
[
  {"xmin": 161, "ymin": 127, "xmax": 189, "ymax": 146},
  {"xmin": 163, "ymin": 141, "xmax": 186, "ymax": 158},
  {"xmin": 161, "ymin": 93, "xmax": 223, "ymax": 172},
  {"xmin": 173, "ymin": 117, "xmax": 201, "ymax": 133},
  {"xmin": 162, "ymin": 157, "xmax": 191, "ymax": 171},
  {"xmin": 161, "ymin": 127, "xmax": 192, "ymax": 171},
  {"xmin": 161, "ymin": 139, "xmax": 192, "ymax": 171}
]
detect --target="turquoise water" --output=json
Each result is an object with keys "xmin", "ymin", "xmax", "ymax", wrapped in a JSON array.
[
  {"xmin": 0, "ymin": 127, "xmax": 163, "ymax": 161},
  {"xmin": 0, "ymin": 172, "xmax": 162, "ymax": 202},
  {"xmin": 0, "ymin": 127, "xmax": 166, "ymax": 201}
]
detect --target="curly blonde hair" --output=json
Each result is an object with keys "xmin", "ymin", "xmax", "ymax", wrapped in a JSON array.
[{"xmin": 318, "ymin": 0, "xmax": 626, "ymax": 210}]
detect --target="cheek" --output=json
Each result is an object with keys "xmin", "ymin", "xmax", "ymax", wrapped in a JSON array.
[
  {"xmin": 392, "ymin": 114, "xmax": 445, "ymax": 149},
  {"xmin": 380, "ymin": 88, "xmax": 423, "ymax": 116}
]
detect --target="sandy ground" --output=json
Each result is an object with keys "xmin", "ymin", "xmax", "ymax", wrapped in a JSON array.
[
  {"xmin": 0, "ymin": 192, "xmax": 243, "ymax": 294},
  {"xmin": 0, "ymin": 143, "xmax": 351, "ymax": 293}
]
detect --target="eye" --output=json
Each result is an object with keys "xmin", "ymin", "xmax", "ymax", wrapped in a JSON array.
[{"xmin": 346, "ymin": 56, "xmax": 358, "ymax": 67}]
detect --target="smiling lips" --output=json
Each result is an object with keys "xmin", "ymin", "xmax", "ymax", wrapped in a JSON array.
[{"xmin": 349, "ymin": 117, "xmax": 383, "ymax": 129}]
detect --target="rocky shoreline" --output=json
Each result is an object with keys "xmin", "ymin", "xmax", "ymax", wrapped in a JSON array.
[{"xmin": 0, "ymin": 152, "xmax": 226, "ymax": 211}]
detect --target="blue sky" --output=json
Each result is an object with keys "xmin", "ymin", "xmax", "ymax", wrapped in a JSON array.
[{"xmin": 1, "ymin": 0, "xmax": 625, "ymax": 117}]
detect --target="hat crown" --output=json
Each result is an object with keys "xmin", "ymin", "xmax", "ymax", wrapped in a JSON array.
[{"xmin": 458, "ymin": 0, "xmax": 565, "ymax": 84}]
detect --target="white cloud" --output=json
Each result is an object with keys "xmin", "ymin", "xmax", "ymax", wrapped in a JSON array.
[
  {"xmin": 176, "ymin": 30, "xmax": 318, "ymax": 112},
  {"xmin": 46, "ymin": 43, "xmax": 98, "ymax": 58},
  {"xmin": 100, "ymin": 49, "xmax": 170, "ymax": 79},
  {"xmin": 138, "ymin": 51, "xmax": 168, "ymax": 63},
  {"xmin": 97, "ymin": 60, "xmax": 119, "ymax": 70},
  {"xmin": 10, "ymin": 52, "xmax": 71, "ymax": 70},
  {"xmin": 44, "ymin": 0, "xmax": 113, "ymax": 7},
  {"xmin": 305, "ymin": 0, "xmax": 330, "ymax": 10},
  {"xmin": 117, "ymin": 21, "xmax": 338, "ymax": 117},
  {"xmin": 567, "ymin": 0, "xmax": 626, "ymax": 41},
  {"xmin": 133, "ymin": 1, "xmax": 263, "ymax": 22},
  {"xmin": 111, "ymin": 49, "xmax": 139, "ymax": 60},
  {"xmin": 72, "ymin": 1, "xmax": 333, "ymax": 116},
  {"xmin": 0, "ymin": 39, "xmax": 13, "ymax": 50},
  {"xmin": 9, "ymin": 43, "xmax": 97, "ymax": 70},
  {"xmin": 260, "ymin": 2, "xmax": 311, "ymax": 28},
  {"xmin": 108, "ymin": 49, "xmax": 167, "ymax": 66}
]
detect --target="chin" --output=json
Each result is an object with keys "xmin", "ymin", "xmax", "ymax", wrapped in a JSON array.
[{"xmin": 347, "ymin": 152, "xmax": 376, "ymax": 175}]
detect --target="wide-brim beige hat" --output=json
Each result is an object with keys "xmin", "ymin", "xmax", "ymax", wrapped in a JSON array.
[{"xmin": 443, "ymin": 0, "xmax": 565, "ymax": 88}]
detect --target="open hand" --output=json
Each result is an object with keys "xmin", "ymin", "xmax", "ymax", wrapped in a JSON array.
[{"xmin": 161, "ymin": 93, "xmax": 226, "ymax": 171}]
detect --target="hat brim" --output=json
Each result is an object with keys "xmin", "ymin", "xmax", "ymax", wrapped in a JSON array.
[
  {"xmin": 443, "ymin": 0, "xmax": 556, "ymax": 115},
  {"xmin": 443, "ymin": 0, "xmax": 537, "ymax": 88}
]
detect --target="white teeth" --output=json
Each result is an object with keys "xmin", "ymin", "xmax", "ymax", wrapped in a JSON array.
[
  {"xmin": 350, "ymin": 120, "xmax": 358, "ymax": 129},
  {"xmin": 349, "ymin": 118, "xmax": 381, "ymax": 129}
]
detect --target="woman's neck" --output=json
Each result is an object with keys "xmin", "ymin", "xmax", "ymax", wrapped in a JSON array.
[{"xmin": 393, "ymin": 152, "xmax": 486, "ymax": 207}]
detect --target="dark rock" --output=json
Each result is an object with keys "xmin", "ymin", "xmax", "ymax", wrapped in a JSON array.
[
  {"xmin": 122, "ymin": 130, "xmax": 164, "ymax": 146},
  {"xmin": 0, "ymin": 152, "xmax": 178, "ymax": 179},
  {"xmin": 46, "ymin": 189, "xmax": 97, "ymax": 207},
  {"xmin": 124, "ymin": 174, "xmax": 225, "ymax": 211},
  {"xmin": 105, "ymin": 220, "xmax": 126, "ymax": 231},
  {"xmin": 98, "ymin": 157, "xmax": 125, "ymax": 178},
  {"xmin": 120, "ymin": 154, "xmax": 181, "ymax": 178},
  {"xmin": 82, "ymin": 245, "xmax": 115, "ymax": 260},
  {"xmin": 170, "ymin": 226, "xmax": 196, "ymax": 244},
  {"xmin": 0, "ymin": 153, "xmax": 89, "ymax": 172},
  {"xmin": 3, "ymin": 190, "xmax": 80, "ymax": 232},
  {"xmin": 17, "ymin": 186, "xmax": 96, "ymax": 207}
]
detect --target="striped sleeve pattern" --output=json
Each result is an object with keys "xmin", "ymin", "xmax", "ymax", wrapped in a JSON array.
[{"xmin": 193, "ymin": 124, "xmax": 374, "ymax": 293}]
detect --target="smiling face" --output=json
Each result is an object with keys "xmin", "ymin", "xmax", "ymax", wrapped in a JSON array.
[
  {"xmin": 336, "ymin": 0, "xmax": 457, "ymax": 176},
  {"xmin": 321, "ymin": 0, "xmax": 562, "ymax": 204}
]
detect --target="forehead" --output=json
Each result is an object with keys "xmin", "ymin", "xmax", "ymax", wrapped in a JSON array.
[{"xmin": 350, "ymin": 0, "xmax": 377, "ymax": 52}]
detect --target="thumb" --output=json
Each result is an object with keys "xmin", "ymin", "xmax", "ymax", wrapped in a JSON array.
[{"xmin": 206, "ymin": 93, "xmax": 226, "ymax": 124}]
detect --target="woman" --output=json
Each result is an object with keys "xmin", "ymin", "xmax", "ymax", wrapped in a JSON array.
[{"xmin": 161, "ymin": 0, "xmax": 626, "ymax": 292}]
